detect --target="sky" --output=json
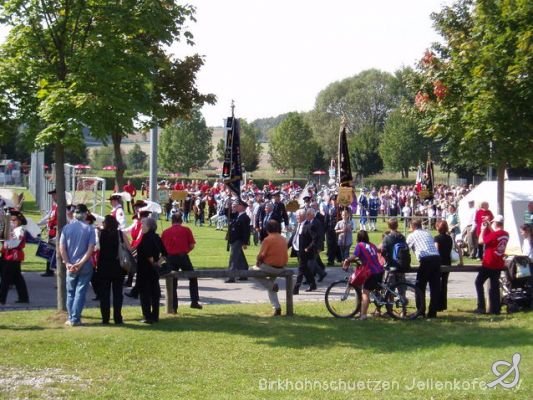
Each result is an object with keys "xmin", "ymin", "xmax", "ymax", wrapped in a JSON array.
[{"xmin": 0, "ymin": 0, "xmax": 453, "ymax": 127}]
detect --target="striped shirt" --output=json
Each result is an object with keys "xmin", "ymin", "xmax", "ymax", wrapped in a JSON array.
[{"xmin": 406, "ymin": 229, "xmax": 439, "ymax": 260}]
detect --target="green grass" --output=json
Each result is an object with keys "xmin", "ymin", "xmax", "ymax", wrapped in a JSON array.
[{"xmin": 0, "ymin": 300, "xmax": 531, "ymax": 399}]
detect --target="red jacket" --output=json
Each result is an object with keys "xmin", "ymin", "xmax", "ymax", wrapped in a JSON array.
[{"xmin": 482, "ymin": 229, "xmax": 509, "ymax": 270}]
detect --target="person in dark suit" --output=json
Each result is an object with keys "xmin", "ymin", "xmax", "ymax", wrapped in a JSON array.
[
  {"xmin": 226, "ymin": 200, "xmax": 251, "ymax": 283},
  {"xmin": 257, "ymin": 201, "xmax": 274, "ymax": 242},
  {"xmin": 271, "ymin": 191, "xmax": 289, "ymax": 227},
  {"xmin": 289, "ymin": 209, "xmax": 318, "ymax": 294},
  {"xmin": 310, "ymin": 202, "xmax": 327, "ymax": 280},
  {"xmin": 325, "ymin": 194, "xmax": 341, "ymax": 265}
]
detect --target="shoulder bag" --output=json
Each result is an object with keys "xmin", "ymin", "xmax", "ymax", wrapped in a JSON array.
[{"xmin": 118, "ymin": 231, "xmax": 137, "ymax": 274}]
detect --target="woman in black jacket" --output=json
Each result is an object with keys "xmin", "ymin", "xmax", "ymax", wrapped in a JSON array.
[
  {"xmin": 136, "ymin": 217, "xmax": 166, "ymax": 324},
  {"xmin": 96, "ymin": 215, "xmax": 129, "ymax": 324},
  {"xmin": 434, "ymin": 220, "xmax": 453, "ymax": 312}
]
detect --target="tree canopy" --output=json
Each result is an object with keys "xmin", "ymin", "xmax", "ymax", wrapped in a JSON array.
[
  {"xmin": 269, "ymin": 112, "xmax": 318, "ymax": 177},
  {"xmin": 414, "ymin": 0, "xmax": 533, "ymax": 212},
  {"xmin": 158, "ymin": 109, "xmax": 213, "ymax": 175}
]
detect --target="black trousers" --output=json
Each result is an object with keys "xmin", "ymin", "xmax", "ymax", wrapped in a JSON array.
[
  {"xmin": 415, "ymin": 255, "xmax": 441, "ymax": 318},
  {"xmin": 326, "ymin": 230, "xmax": 341, "ymax": 263},
  {"xmin": 98, "ymin": 276, "xmax": 124, "ymax": 323},
  {"xmin": 439, "ymin": 271, "xmax": 450, "ymax": 311},
  {"xmin": 475, "ymin": 267, "xmax": 501, "ymax": 314},
  {"xmin": 295, "ymin": 253, "xmax": 316, "ymax": 288},
  {"xmin": 0, "ymin": 260, "xmax": 29, "ymax": 303},
  {"xmin": 167, "ymin": 254, "xmax": 200, "ymax": 312},
  {"xmin": 139, "ymin": 277, "xmax": 160, "ymax": 322}
]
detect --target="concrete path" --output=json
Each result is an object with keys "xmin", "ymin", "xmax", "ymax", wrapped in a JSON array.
[{"xmin": 0, "ymin": 268, "xmax": 477, "ymax": 312}]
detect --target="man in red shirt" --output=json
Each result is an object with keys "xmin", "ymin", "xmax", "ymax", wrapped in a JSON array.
[
  {"xmin": 474, "ymin": 201, "xmax": 494, "ymax": 259},
  {"xmin": 474, "ymin": 214, "xmax": 509, "ymax": 315},
  {"xmin": 122, "ymin": 179, "xmax": 137, "ymax": 214},
  {"xmin": 161, "ymin": 212, "xmax": 202, "ymax": 312}
]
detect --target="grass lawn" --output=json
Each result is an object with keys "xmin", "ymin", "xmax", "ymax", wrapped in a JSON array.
[{"xmin": 0, "ymin": 300, "xmax": 531, "ymax": 399}]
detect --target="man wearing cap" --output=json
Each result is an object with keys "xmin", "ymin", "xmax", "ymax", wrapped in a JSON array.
[
  {"xmin": 358, "ymin": 188, "xmax": 369, "ymax": 231},
  {"xmin": 325, "ymin": 194, "xmax": 341, "ymax": 266},
  {"xmin": 38, "ymin": 189, "xmax": 58, "ymax": 277},
  {"xmin": 109, "ymin": 195, "xmax": 126, "ymax": 230},
  {"xmin": 59, "ymin": 204, "xmax": 96, "ymax": 326},
  {"xmin": 474, "ymin": 214, "xmax": 509, "ymax": 315},
  {"xmin": 368, "ymin": 189, "xmax": 381, "ymax": 231},
  {"xmin": 226, "ymin": 199, "xmax": 251, "ymax": 283},
  {"xmin": 271, "ymin": 191, "xmax": 289, "ymax": 227}
]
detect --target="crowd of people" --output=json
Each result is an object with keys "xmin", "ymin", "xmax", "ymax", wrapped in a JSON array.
[{"xmin": 1, "ymin": 177, "xmax": 531, "ymax": 323}]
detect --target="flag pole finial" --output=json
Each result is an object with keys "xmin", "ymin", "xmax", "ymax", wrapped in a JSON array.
[{"xmin": 231, "ymin": 100, "xmax": 235, "ymax": 118}]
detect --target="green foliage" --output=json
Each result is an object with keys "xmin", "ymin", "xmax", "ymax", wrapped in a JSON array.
[
  {"xmin": 126, "ymin": 143, "xmax": 148, "ymax": 170},
  {"xmin": 269, "ymin": 112, "xmax": 318, "ymax": 177},
  {"xmin": 379, "ymin": 109, "xmax": 430, "ymax": 177},
  {"xmin": 308, "ymin": 69, "xmax": 401, "ymax": 159},
  {"xmin": 349, "ymin": 126, "xmax": 383, "ymax": 178},
  {"xmin": 91, "ymin": 147, "xmax": 116, "ymax": 169},
  {"xmin": 414, "ymin": 0, "xmax": 533, "ymax": 171},
  {"xmin": 251, "ymin": 113, "xmax": 290, "ymax": 141},
  {"xmin": 239, "ymin": 119, "xmax": 262, "ymax": 172},
  {"xmin": 215, "ymin": 138, "xmax": 225, "ymax": 163},
  {"xmin": 158, "ymin": 109, "xmax": 213, "ymax": 175}
]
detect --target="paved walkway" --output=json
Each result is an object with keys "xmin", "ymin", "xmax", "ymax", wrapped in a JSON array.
[{"xmin": 0, "ymin": 268, "xmax": 477, "ymax": 311}]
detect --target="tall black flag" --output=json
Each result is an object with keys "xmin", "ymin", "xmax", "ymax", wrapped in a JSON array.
[
  {"xmin": 222, "ymin": 116, "xmax": 242, "ymax": 197},
  {"xmin": 338, "ymin": 125, "xmax": 352, "ymax": 187},
  {"xmin": 425, "ymin": 153, "xmax": 434, "ymax": 198}
]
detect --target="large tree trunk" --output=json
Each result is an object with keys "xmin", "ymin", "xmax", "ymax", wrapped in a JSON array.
[
  {"xmin": 111, "ymin": 132, "xmax": 126, "ymax": 189},
  {"xmin": 496, "ymin": 162, "xmax": 505, "ymax": 216},
  {"xmin": 54, "ymin": 143, "xmax": 67, "ymax": 312}
]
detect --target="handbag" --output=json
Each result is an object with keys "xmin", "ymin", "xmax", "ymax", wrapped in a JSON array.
[
  {"xmin": 349, "ymin": 264, "xmax": 372, "ymax": 287},
  {"xmin": 450, "ymin": 248, "xmax": 460, "ymax": 263},
  {"xmin": 118, "ymin": 231, "xmax": 137, "ymax": 274},
  {"xmin": 36, "ymin": 240, "xmax": 55, "ymax": 260}
]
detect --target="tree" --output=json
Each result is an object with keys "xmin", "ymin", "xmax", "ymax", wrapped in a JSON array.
[
  {"xmin": 379, "ymin": 110, "xmax": 430, "ymax": 177},
  {"xmin": 414, "ymin": 0, "xmax": 533, "ymax": 214},
  {"xmin": 0, "ymin": 1, "xmax": 213, "ymax": 311},
  {"xmin": 159, "ymin": 109, "xmax": 213, "ymax": 175},
  {"xmin": 239, "ymin": 120, "xmax": 262, "ymax": 173},
  {"xmin": 126, "ymin": 144, "xmax": 148, "ymax": 171},
  {"xmin": 269, "ymin": 112, "xmax": 317, "ymax": 177},
  {"xmin": 349, "ymin": 126, "xmax": 383, "ymax": 179},
  {"xmin": 308, "ymin": 69, "xmax": 400, "ymax": 159},
  {"xmin": 216, "ymin": 138, "xmax": 225, "ymax": 163}
]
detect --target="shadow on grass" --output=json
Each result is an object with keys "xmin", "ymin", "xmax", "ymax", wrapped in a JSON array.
[{"xmin": 111, "ymin": 309, "xmax": 533, "ymax": 353}]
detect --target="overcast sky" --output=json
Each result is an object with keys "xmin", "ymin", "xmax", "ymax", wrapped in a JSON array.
[{"xmin": 0, "ymin": 0, "xmax": 454, "ymax": 127}]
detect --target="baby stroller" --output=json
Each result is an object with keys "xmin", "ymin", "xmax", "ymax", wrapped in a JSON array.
[{"xmin": 501, "ymin": 256, "xmax": 532, "ymax": 313}]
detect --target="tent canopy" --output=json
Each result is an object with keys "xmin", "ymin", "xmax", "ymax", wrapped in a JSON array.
[{"xmin": 458, "ymin": 180, "xmax": 533, "ymax": 255}]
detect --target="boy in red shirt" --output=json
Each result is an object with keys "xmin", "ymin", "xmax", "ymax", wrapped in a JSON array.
[{"xmin": 474, "ymin": 214, "xmax": 509, "ymax": 315}]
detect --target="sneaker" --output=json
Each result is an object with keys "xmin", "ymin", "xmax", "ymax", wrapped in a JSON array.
[
  {"xmin": 272, "ymin": 308, "xmax": 282, "ymax": 316},
  {"xmin": 190, "ymin": 302, "xmax": 203, "ymax": 310}
]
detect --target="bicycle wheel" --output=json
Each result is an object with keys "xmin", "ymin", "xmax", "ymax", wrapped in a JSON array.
[
  {"xmin": 385, "ymin": 282, "xmax": 422, "ymax": 320},
  {"xmin": 325, "ymin": 280, "xmax": 361, "ymax": 318}
]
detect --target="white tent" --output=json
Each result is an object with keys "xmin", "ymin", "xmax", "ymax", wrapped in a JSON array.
[{"xmin": 458, "ymin": 180, "xmax": 533, "ymax": 255}]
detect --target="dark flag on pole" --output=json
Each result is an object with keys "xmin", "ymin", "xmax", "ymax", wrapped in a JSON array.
[
  {"xmin": 338, "ymin": 123, "xmax": 352, "ymax": 187},
  {"xmin": 222, "ymin": 116, "xmax": 242, "ymax": 197},
  {"xmin": 425, "ymin": 153, "xmax": 434, "ymax": 199}
]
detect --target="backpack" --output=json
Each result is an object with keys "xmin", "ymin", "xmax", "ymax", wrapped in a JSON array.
[{"xmin": 392, "ymin": 241, "xmax": 411, "ymax": 272}]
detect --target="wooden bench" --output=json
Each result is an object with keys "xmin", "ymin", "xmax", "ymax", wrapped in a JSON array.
[{"xmin": 163, "ymin": 269, "xmax": 295, "ymax": 315}]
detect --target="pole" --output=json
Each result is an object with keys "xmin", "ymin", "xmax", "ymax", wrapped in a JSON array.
[{"xmin": 149, "ymin": 119, "xmax": 158, "ymax": 204}]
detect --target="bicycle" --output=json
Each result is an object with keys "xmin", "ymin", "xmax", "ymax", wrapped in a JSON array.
[{"xmin": 324, "ymin": 265, "xmax": 423, "ymax": 320}]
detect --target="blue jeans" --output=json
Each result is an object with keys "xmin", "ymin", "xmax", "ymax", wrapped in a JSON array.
[{"xmin": 66, "ymin": 268, "xmax": 93, "ymax": 323}]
